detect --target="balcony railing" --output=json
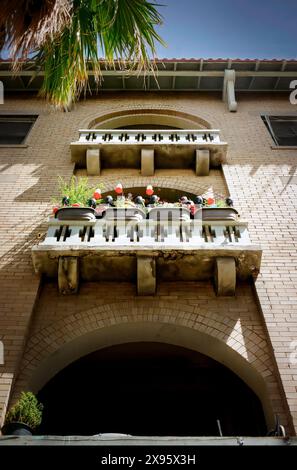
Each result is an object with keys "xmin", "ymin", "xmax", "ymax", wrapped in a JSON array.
[
  {"xmin": 78, "ymin": 129, "xmax": 222, "ymax": 144},
  {"xmin": 32, "ymin": 207, "xmax": 261, "ymax": 297},
  {"xmin": 70, "ymin": 129, "xmax": 228, "ymax": 176}
]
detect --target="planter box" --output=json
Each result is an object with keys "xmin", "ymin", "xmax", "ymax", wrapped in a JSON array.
[
  {"xmin": 55, "ymin": 207, "xmax": 96, "ymax": 221},
  {"xmin": 202, "ymin": 207, "xmax": 239, "ymax": 221},
  {"xmin": 2, "ymin": 422, "xmax": 33, "ymax": 436}
]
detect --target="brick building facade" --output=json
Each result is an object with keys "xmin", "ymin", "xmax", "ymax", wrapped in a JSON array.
[{"xmin": 0, "ymin": 59, "xmax": 297, "ymax": 437}]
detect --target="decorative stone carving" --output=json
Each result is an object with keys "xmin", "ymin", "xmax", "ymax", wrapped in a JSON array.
[
  {"xmin": 196, "ymin": 149, "xmax": 210, "ymax": 176},
  {"xmin": 214, "ymin": 257, "xmax": 236, "ymax": 296},
  {"xmin": 141, "ymin": 149, "xmax": 154, "ymax": 176},
  {"xmin": 137, "ymin": 256, "xmax": 156, "ymax": 295},
  {"xmin": 58, "ymin": 257, "xmax": 79, "ymax": 295},
  {"xmin": 223, "ymin": 69, "xmax": 238, "ymax": 112},
  {"xmin": 86, "ymin": 149, "xmax": 100, "ymax": 175}
]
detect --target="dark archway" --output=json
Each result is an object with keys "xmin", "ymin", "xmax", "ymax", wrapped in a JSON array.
[
  {"xmin": 116, "ymin": 124, "xmax": 181, "ymax": 130},
  {"xmin": 37, "ymin": 342, "xmax": 267, "ymax": 436},
  {"xmin": 101, "ymin": 186, "xmax": 196, "ymax": 203}
]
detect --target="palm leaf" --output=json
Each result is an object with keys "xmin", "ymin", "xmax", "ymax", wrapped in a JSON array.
[
  {"xmin": 1, "ymin": 0, "xmax": 165, "ymax": 109},
  {"xmin": 0, "ymin": 0, "xmax": 71, "ymax": 62}
]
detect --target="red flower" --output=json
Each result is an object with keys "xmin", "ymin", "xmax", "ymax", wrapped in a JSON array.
[
  {"xmin": 93, "ymin": 189, "xmax": 101, "ymax": 200},
  {"xmin": 115, "ymin": 183, "xmax": 123, "ymax": 194},
  {"xmin": 146, "ymin": 185, "xmax": 154, "ymax": 196},
  {"xmin": 207, "ymin": 197, "xmax": 215, "ymax": 205}
]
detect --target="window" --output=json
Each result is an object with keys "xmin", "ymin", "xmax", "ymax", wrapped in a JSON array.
[
  {"xmin": 262, "ymin": 115, "xmax": 297, "ymax": 146},
  {"xmin": 0, "ymin": 115, "xmax": 38, "ymax": 145}
]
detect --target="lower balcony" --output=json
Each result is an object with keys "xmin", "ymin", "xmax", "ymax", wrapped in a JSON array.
[{"xmin": 32, "ymin": 207, "xmax": 261, "ymax": 296}]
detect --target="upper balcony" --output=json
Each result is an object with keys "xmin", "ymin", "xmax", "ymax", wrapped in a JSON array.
[
  {"xmin": 32, "ymin": 205, "xmax": 261, "ymax": 297},
  {"xmin": 70, "ymin": 129, "xmax": 228, "ymax": 176}
]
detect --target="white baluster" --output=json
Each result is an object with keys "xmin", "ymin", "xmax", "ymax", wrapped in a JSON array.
[
  {"xmin": 238, "ymin": 226, "xmax": 251, "ymax": 245},
  {"xmin": 92, "ymin": 133, "xmax": 105, "ymax": 144},
  {"xmin": 143, "ymin": 132, "xmax": 155, "ymax": 144},
  {"xmin": 165, "ymin": 221, "xmax": 179, "ymax": 245},
  {"xmin": 212, "ymin": 226, "xmax": 228, "ymax": 246},
  {"xmin": 44, "ymin": 226, "xmax": 58, "ymax": 245},
  {"xmin": 210, "ymin": 132, "xmax": 220, "ymax": 143},
  {"xmin": 161, "ymin": 132, "xmax": 172, "ymax": 144},
  {"xmin": 67, "ymin": 226, "xmax": 81, "ymax": 245},
  {"xmin": 79, "ymin": 132, "xmax": 90, "ymax": 142},
  {"xmin": 139, "ymin": 220, "xmax": 155, "ymax": 246},
  {"xmin": 92, "ymin": 222, "xmax": 106, "ymax": 245},
  {"xmin": 111, "ymin": 132, "xmax": 122, "ymax": 143}
]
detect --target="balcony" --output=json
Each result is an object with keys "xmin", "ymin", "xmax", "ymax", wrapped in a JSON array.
[
  {"xmin": 70, "ymin": 129, "xmax": 228, "ymax": 176},
  {"xmin": 32, "ymin": 207, "xmax": 261, "ymax": 296}
]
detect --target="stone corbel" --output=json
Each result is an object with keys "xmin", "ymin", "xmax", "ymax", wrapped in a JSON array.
[
  {"xmin": 137, "ymin": 255, "xmax": 156, "ymax": 295},
  {"xmin": 214, "ymin": 257, "xmax": 236, "ymax": 296},
  {"xmin": 141, "ymin": 149, "xmax": 154, "ymax": 176},
  {"xmin": 196, "ymin": 149, "xmax": 210, "ymax": 176},
  {"xmin": 86, "ymin": 148, "xmax": 101, "ymax": 175},
  {"xmin": 223, "ymin": 69, "xmax": 238, "ymax": 112},
  {"xmin": 58, "ymin": 257, "xmax": 79, "ymax": 294}
]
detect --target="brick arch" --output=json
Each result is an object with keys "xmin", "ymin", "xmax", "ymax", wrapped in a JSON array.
[
  {"xmin": 15, "ymin": 301, "xmax": 278, "ymax": 428},
  {"xmin": 79, "ymin": 105, "xmax": 213, "ymax": 130}
]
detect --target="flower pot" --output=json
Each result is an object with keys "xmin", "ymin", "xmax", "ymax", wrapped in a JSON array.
[
  {"xmin": 55, "ymin": 207, "xmax": 96, "ymax": 221},
  {"xmin": 202, "ymin": 207, "xmax": 239, "ymax": 221},
  {"xmin": 2, "ymin": 421, "xmax": 33, "ymax": 436}
]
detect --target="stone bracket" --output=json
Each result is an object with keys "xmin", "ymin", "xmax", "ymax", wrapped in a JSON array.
[
  {"xmin": 58, "ymin": 257, "xmax": 79, "ymax": 295},
  {"xmin": 137, "ymin": 256, "xmax": 156, "ymax": 295},
  {"xmin": 214, "ymin": 257, "xmax": 236, "ymax": 296},
  {"xmin": 86, "ymin": 149, "xmax": 100, "ymax": 175},
  {"xmin": 196, "ymin": 149, "xmax": 210, "ymax": 176},
  {"xmin": 223, "ymin": 69, "xmax": 238, "ymax": 112},
  {"xmin": 141, "ymin": 149, "xmax": 154, "ymax": 176}
]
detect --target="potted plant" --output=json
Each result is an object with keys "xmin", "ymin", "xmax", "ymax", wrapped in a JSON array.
[
  {"xmin": 52, "ymin": 176, "xmax": 105, "ymax": 220},
  {"xmin": 201, "ymin": 197, "xmax": 239, "ymax": 221},
  {"xmin": 2, "ymin": 391, "xmax": 43, "ymax": 436}
]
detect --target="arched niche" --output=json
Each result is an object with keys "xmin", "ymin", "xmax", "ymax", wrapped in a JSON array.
[{"xmin": 86, "ymin": 108, "xmax": 212, "ymax": 130}]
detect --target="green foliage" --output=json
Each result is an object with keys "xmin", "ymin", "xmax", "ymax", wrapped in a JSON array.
[
  {"xmin": 213, "ymin": 199, "xmax": 226, "ymax": 208},
  {"xmin": 5, "ymin": 392, "xmax": 43, "ymax": 430},
  {"xmin": 34, "ymin": 0, "xmax": 165, "ymax": 109},
  {"xmin": 1, "ymin": 1, "xmax": 165, "ymax": 109},
  {"xmin": 52, "ymin": 176, "xmax": 104, "ymax": 206}
]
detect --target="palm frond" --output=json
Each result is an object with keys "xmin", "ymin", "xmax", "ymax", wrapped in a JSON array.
[
  {"xmin": 0, "ymin": 0, "xmax": 72, "ymax": 62},
  {"xmin": 1, "ymin": 0, "xmax": 165, "ymax": 109}
]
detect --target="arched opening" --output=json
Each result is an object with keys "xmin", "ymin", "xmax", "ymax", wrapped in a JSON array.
[
  {"xmin": 37, "ymin": 342, "xmax": 267, "ymax": 436},
  {"xmin": 101, "ymin": 186, "xmax": 197, "ymax": 203},
  {"xmin": 86, "ymin": 108, "xmax": 212, "ymax": 130},
  {"xmin": 116, "ymin": 124, "xmax": 180, "ymax": 130}
]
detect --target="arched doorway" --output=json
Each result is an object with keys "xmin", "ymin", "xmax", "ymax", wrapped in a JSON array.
[{"xmin": 37, "ymin": 342, "xmax": 267, "ymax": 436}]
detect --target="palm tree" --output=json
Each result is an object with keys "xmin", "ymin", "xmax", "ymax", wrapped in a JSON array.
[{"xmin": 0, "ymin": 0, "xmax": 165, "ymax": 110}]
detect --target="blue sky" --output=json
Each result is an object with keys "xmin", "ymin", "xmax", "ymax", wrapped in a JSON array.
[
  {"xmin": 155, "ymin": 0, "xmax": 297, "ymax": 59},
  {"xmin": 1, "ymin": 0, "xmax": 296, "ymax": 60}
]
